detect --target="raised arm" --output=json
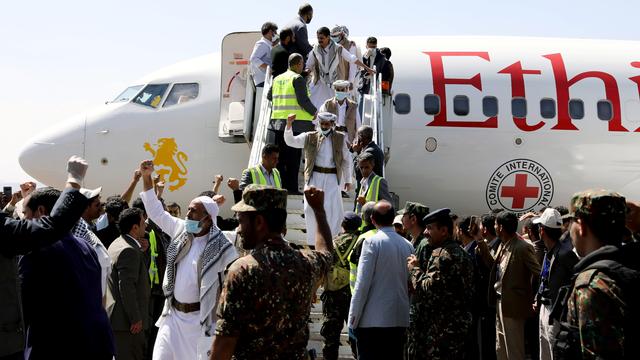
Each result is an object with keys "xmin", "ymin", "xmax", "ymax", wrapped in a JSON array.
[
  {"xmin": 304, "ymin": 187, "xmax": 333, "ymax": 253},
  {"xmin": 0, "ymin": 156, "xmax": 89, "ymax": 256},
  {"xmin": 121, "ymin": 170, "xmax": 142, "ymax": 204},
  {"xmin": 139, "ymin": 160, "xmax": 183, "ymax": 238},
  {"xmin": 284, "ymin": 115, "xmax": 308, "ymax": 149}
]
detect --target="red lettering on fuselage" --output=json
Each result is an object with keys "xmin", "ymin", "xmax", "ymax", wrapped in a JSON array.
[
  {"xmin": 498, "ymin": 62, "xmax": 544, "ymax": 132},
  {"xmin": 628, "ymin": 62, "xmax": 640, "ymax": 132},
  {"xmin": 543, "ymin": 53, "xmax": 626, "ymax": 132},
  {"xmin": 424, "ymin": 52, "xmax": 497, "ymax": 128}
]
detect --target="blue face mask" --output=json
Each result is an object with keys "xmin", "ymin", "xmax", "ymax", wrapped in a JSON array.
[
  {"xmin": 185, "ymin": 218, "xmax": 203, "ymax": 234},
  {"xmin": 96, "ymin": 213, "xmax": 109, "ymax": 231},
  {"xmin": 321, "ymin": 128, "xmax": 332, "ymax": 136},
  {"xmin": 330, "ymin": 36, "xmax": 341, "ymax": 44},
  {"xmin": 335, "ymin": 91, "xmax": 349, "ymax": 101}
]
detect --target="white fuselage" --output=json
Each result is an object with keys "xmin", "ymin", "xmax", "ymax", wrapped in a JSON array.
[{"xmin": 19, "ymin": 36, "xmax": 640, "ymax": 216}]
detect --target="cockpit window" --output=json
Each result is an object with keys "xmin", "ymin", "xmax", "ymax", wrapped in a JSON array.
[
  {"xmin": 163, "ymin": 83, "xmax": 199, "ymax": 108},
  {"xmin": 111, "ymin": 85, "xmax": 143, "ymax": 103},
  {"xmin": 133, "ymin": 84, "xmax": 170, "ymax": 108}
]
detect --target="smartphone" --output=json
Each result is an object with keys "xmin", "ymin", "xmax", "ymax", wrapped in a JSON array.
[{"xmin": 3, "ymin": 186, "xmax": 11, "ymax": 198}]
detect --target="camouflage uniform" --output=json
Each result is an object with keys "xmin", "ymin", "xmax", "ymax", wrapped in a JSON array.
[
  {"xmin": 321, "ymin": 232, "xmax": 359, "ymax": 360},
  {"xmin": 216, "ymin": 185, "xmax": 333, "ymax": 360},
  {"xmin": 407, "ymin": 238, "xmax": 474, "ymax": 360},
  {"xmin": 564, "ymin": 190, "xmax": 627, "ymax": 359}
]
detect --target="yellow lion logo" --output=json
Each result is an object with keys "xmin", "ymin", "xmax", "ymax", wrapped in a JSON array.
[{"xmin": 144, "ymin": 138, "xmax": 188, "ymax": 191}]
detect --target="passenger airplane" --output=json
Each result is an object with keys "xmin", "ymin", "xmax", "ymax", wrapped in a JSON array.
[{"xmin": 18, "ymin": 34, "xmax": 640, "ymax": 219}]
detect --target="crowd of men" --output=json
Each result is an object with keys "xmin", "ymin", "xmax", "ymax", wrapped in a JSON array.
[{"xmin": 1, "ymin": 3, "xmax": 639, "ymax": 360}]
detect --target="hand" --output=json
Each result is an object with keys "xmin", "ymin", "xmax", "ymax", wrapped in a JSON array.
[
  {"xmin": 407, "ymin": 255, "xmax": 419, "ymax": 272},
  {"xmin": 227, "ymin": 178, "xmax": 240, "ymax": 191},
  {"xmin": 366, "ymin": 67, "xmax": 376, "ymax": 75},
  {"xmin": 304, "ymin": 187, "xmax": 325, "ymax": 212},
  {"xmin": 66, "ymin": 156, "xmax": 89, "ymax": 185},
  {"xmin": 130, "ymin": 320, "xmax": 143, "ymax": 334},
  {"xmin": 357, "ymin": 195, "xmax": 366, "ymax": 206},
  {"xmin": 156, "ymin": 181, "xmax": 165, "ymax": 191},
  {"xmin": 213, "ymin": 194, "xmax": 226, "ymax": 206},
  {"xmin": 344, "ymin": 183, "xmax": 352, "ymax": 192},
  {"xmin": 140, "ymin": 160, "xmax": 154, "ymax": 177},
  {"xmin": 20, "ymin": 182, "xmax": 36, "ymax": 197},
  {"xmin": 133, "ymin": 170, "xmax": 142, "ymax": 182},
  {"xmin": 9, "ymin": 191, "xmax": 22, "ymax": 206},
  {"xmin": 138, "ymin": 238, "xmax": 150, "ymax": 252},
  {"xmin": 286, "ymin": 114, "xmax": 296, "ymax": 129},
  {"xmin": 214, "ymin": 174, "xmax": 223, "ymax": 184}
]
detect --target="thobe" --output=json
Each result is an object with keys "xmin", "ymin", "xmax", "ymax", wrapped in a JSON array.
[
  {"xmin": 306, "ymin": 45, "xmax": 358, "ymax": 109},
  {"xmin": 284, "ymin": 128, "xmax": 352, "ymax": 245},
  {"xmin": 140, "ymin": 189, "xmax": 233, "ymax": 360}
]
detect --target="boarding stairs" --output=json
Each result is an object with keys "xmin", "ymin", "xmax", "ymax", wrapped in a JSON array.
[{"xmin": 243, "ymin": 67, "xmax": 391, "ymax": 359}]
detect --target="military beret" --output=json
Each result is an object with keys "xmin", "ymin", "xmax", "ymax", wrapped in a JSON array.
[
  {"xmin": 567, "ymin": 189, "xmax": 626, "ymax": 226},
  {"xmin": 422, "ymin": 208, "xmax": 451, "ymax": 225},
  {"xmin": 342, "ymin": 211, "xmax": 362, "ymax": 231},
  {"xmin": 398, "ymin": 201, "xmax": 430, "ymax": 219},
  {"xmin": 231, "ymin": 184, "xmax": 288, "ymax": 212}
]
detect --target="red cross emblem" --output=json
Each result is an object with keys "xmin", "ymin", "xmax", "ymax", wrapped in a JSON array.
[{"xmin": 500, "ymin": 173, "xmax": 540, "ymax": 209}]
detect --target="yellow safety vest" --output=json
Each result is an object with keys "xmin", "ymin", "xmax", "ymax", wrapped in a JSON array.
[
  {"xmin": 149, "ymin": 230, "xmax": 159, "ymax": 286},
  {"xmin": 249, "ymin": 166, "xmax": 282, "ymax": 189},
  {"xmin": 349, "ymin": 229, "xmax": 378, "ymax": 293},
  {"xmin": 271, "ymin": 70, "xmax": 314, "ymax": 120},
  {"xmin": 356, "ymin": 175, "xmax": 383, "ymax": 215}
]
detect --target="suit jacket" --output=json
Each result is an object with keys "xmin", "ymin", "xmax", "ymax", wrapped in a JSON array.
[
  {"xmin": 542, "ymin": 239, "xmax": 579, "ymax": 305},
  {"xmin": 270, "ymin": 44, "xmax": 291, "ymax": 78},
  {"xmin": 107, "ymin": 235, "xmax": 151, "ymax": 331},
  {"xmin": 286, "ymin": 16, "xmax": 312, "ymax": 59},
  {"xmin": 355, "ymin": 174, "xmax": 391, "ymax": 214},
  {"xmin": 489, "ymin": 236, "xmax": 541, "ymax": 318},
  {"xmin": 354, "ymin": 141, "xmax": 385, "ymax": 183},
  {"xmin": 19, "ymin": 233, "xmax": 115, "ymax": 359},
  {"xmin": 0, "ymin": 188, "xmax": 87, "ymax": 357}
]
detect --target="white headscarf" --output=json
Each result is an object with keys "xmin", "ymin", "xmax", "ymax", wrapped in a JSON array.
[{"xmin": 194, "ymin": 196, "xmax": 219, "ymax": 226}]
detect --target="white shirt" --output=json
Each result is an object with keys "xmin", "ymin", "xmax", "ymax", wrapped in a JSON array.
[
  {"xmin": 249, "ymin": 37, "xmax": 273, "ymax": 85},
  {"xmin": 359, "ymin": 173, "xmax": 371, "ymax": 196},
  {"xmin": 284, "ymin": 128, "xmax": 353, "ymax": 186},
  {"xmin": 305, "ymin": 43, "xmax": 358, "ymax": 71},
  {"xmin": 173, "ymin": 236, "xmax": 207, "ymax": 304}
]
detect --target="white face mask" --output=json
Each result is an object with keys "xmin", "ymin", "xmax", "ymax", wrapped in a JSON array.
[
  {"xmin": 96, "ymin": 213, "xmax": 109, "ymax": 231},
  {"xmin": 272, "ymin": 33, "xmax": 279, "ymax": 43}
]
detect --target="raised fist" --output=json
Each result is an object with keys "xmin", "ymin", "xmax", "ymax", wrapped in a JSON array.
[{"xmin": 67, "ymin": 156, "xmax": 89, "ymax": 184}]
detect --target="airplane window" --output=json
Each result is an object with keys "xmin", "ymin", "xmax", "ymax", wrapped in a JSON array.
[
  {"xmin": 512, "ymin": 98, "xmax": 527, "ymax": 118},
  {"xmin": 394, "ymin": 93, "xmax": 411, "ymax": 115},
  {"xmin": 133, "ymin": 84, "xmax": 170, "ymax": 108},
  {"xmin": 540, "ymin": 98, "xmax": 556, "ymax": 119},
  {"xmin": 569, "ymin": 99, "xmax": 584, "ymax": 119},
  {"xmin": 597, "ymin": 100, "xmax": 613, "ymax": 121},
  {"xmin": 483, "ymin": 96, "xmax": 498, "ymax": 117},
  {"xmin": 453, "ymin": 95, "xmax": 469, "ymax": 116},
  {"xmin": 164, "ymin": 83, "xmax": 200, "ymax": 108},
  {"xmin": 111, "ymin": 85, "xmax": 143, "ymax": 103},
  {"xmin": 424, "ymin": 94, "xmax": 440, "ymax": 115}
]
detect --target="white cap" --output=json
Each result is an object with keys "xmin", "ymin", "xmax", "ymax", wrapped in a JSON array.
[
  {"xmin": 332, "ymin": 80, "xmax": 351, "ymax": 89},
  {"xmin": 317, "ymin": 112, "xmax": 337, "ymax": 122},
  {"xmin": 532, "ymin": 208, "xmax": 562, "ymax": 229},
  {"xmin": 79, "ymin": 187, "xmax": 102, "ymax": 200},
  {"xmin": 393, "ymin": 214, "xmax": 403, "ymax": 226}
]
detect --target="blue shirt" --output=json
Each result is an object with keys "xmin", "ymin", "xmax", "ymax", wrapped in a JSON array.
[{"xmin": 249, "ymin": 37, "xmax": 272, "ymax": 85}]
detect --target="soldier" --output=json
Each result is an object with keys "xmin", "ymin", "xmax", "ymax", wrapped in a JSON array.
[
  {"xmin": 555, "ymin": 190, "xmax": 639, "ymax": 359},
  {"xmin": 406, "ymin": 208, "xmax": 474, "ymax": 360},
  {"xmin": 211, "ymin": 186, "xmax": 334, "ymax": 359},
  {"xmin": 399, "ymin": 201, "xmax": 431, "ymax": 268},
  {"xmin": 321, "ymin": 212, "xmax": 362, "ymax": 360}
]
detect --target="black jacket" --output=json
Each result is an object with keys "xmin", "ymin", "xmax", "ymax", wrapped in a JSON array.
[{"xmin": 0, "ymin": 188, "xmax": 88, "ymax": 357}]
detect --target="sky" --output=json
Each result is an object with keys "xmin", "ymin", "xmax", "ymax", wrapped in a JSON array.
[{"xmin": 1, "ymin": 0, "xmax": 639, "ymax": 187}]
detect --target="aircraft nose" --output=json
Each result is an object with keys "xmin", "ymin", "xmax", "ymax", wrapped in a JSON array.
[{"xmin": 18, "ymin": 116, "xmax": 85, "ymax": 187}]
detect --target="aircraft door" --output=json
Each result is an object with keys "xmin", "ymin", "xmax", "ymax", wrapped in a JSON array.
[{"xmin": 218, "ymin": 32, "xmax": 261, "ymax": 143}]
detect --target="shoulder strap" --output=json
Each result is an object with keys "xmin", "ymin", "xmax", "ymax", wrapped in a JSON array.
[{"xmin": 335, "ymin": 235, "xmax": 358, "ymax": 266}]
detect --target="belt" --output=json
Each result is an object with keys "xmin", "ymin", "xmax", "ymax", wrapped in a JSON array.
[
  {"xmin": 171, "ymin": 297, "xmax": 200, "ymax": 313},
  {"xmin": 335, "ymin": 126, "xmax": 348, "ymax": 132},
  {"xmin": 313, "ymin": 166, "xmax": 337, "ymax": 174}
]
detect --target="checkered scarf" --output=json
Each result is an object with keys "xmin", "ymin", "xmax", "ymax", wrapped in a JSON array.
[
  {"xmin": 72, "ymin": 218, "xmax": 99, "ymax": 247},
  {"xmin": 163, "ymin": 224, "xmax": 232, "ymax": 298}
]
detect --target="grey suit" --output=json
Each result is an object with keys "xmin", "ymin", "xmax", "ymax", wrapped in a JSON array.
[
  {"xmin": 107, "ymin": 235, "xmax": 150, "ymax": 360},
  {"xmin": 286, "ymin": 16, "xmax": 312, "ymax": 60}
]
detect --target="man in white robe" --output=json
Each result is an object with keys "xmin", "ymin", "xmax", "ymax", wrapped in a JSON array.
[
  {"xmin": 285, "ymin": 112, "xmax": 352, "ymax": 245},
  {"xmin": 138, "ymin": 160, "xmax": 238, "ymax": 360}
]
